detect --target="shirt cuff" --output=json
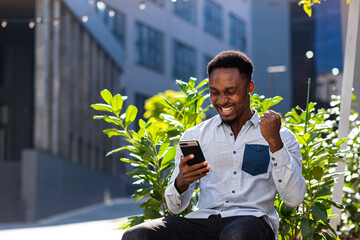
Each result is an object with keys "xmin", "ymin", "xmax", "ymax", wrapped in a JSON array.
[
  {"xmin": 269, "ymin": 145, "xmax": 291, "ymax": 168},
  {"xmin": 168, "ymin": 180, "xmax": 193, "ymax": 207}
]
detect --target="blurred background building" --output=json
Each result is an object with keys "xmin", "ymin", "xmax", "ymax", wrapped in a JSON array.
[{"xmin": 0, "ymin": 0, "xmax": 356, "ymax": 223}]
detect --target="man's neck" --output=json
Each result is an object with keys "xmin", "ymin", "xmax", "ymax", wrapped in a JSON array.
[{"xmin": 230, "ymin": 109, "xmax": 254, "ymax": 140}]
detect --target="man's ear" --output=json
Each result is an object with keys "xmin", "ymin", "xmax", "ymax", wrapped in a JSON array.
[{"xmin": 248, "ymin": 81, "xmax": 255, "ymax": 94}]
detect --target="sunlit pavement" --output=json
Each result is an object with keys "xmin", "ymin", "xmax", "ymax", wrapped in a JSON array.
[{"xmin": 0, "ymin": 198, "xmax": 142, "ymax": 240}]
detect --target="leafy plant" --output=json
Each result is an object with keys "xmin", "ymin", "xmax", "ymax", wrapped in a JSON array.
[
  {"xmin": 91, "ymin": 77, "xmax": 211, "ymax": 228},
  {"xmin": 91, "ymin": 78, "xmax": 359, "ymax": 239},
  {"xmin": 277, "ymin": 101, "xmax": 346, "ymax": 239}
]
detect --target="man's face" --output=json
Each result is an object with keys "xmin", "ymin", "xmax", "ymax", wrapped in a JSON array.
[{"xmin": 209, "ymin": 68, "xmax": 253, "ymax": 124}]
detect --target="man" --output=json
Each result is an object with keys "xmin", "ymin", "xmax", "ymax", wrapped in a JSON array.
[{"xmin": 122, "ymin": 50, "xmax": 306, "ymax": 240}]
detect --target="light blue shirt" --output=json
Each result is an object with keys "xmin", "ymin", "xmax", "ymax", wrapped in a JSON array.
[{"xmin": 165, "ymin": 111, "xmax": 306, "ymax": 236}]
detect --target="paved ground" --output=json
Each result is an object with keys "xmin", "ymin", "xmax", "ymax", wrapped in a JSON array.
[{"xmin": 0, "ymin": 198, "xmax": 142, "ymax": 240}]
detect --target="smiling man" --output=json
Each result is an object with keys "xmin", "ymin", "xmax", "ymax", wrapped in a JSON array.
[{"xmin": 122, "ymin": 50, "xmax": 306, "ymax": 240}]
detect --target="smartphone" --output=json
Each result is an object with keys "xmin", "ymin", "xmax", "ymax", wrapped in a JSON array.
[{"xmin": 179, "ymin": 140, "xmax": 206, "ymax": 166}]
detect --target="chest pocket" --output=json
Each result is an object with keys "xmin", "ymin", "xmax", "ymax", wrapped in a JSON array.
[{"xmin": 242, "ymin": 144, "xmax": 270, "ymax": 176}]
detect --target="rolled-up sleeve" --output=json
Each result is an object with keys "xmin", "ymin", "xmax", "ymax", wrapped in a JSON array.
[{"xmin": 271, "ymin": 129, "xmax": 306, "ymax": 208}]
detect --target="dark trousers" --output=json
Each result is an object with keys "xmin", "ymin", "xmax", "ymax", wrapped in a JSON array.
[{"xmin": 122, "ymin": 215, "xmax": 275, "ymax": 240}]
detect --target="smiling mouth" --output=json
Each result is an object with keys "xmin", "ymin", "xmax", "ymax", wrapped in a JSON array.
[{"xmin": 220, "ymin": 106, "xmax": 233, "ymax": 115}]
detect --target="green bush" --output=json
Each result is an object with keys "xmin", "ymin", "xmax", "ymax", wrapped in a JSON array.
[
  {"xmin": 91, "ymin": 78, "xmax": 211, "ymax": 227},
  {"xmin": 91, "ymin": 78, "xmax": 359, "ymax": 239}
]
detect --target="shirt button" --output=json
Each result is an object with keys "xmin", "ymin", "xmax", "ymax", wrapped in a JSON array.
[
  {"xmin": 230, "ymin": 133, "xmax": 233, "ymax": 136},
  {"xmin": 232, "ymin": 190, "xmax": 235, "ymax": 193},
  {"xmin": 271, "ymin": 157, "xmax": 275, "ymax": 161},
  {"xmin": 233, "ymin": 171, "xmax": 237, "ymax": 174},
  {"xmin": 278, "ymin": 179, "xmax": 282, "ymax": 183},
  {"xmin": 274, "ymin": 163, "xmax": 277, "ymax": 167},
  {"xmin": 233, "ymin": 151, "xmax": 236, "ymax": 154}
]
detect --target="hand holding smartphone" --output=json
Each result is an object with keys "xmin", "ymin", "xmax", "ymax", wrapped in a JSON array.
[
  {"xmin": 179, "ymin": 140, "xmax": 206, "ymax": 166},
  {"xmin": 176, "ymin": 140, "xmax": 209, "ymax": 193}
]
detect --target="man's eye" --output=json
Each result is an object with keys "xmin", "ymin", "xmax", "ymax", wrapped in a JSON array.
[{"xmin": 211, "ymin": 91, "xmax": 219, "ymax": 95}]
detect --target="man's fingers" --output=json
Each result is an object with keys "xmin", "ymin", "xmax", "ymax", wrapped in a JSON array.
[
  {"xmin": 260, "ymin": 110, "xmax": 280, "ymax": 122},
  {"xmin": 180, "ymin": 154, "xmax": 194, "ymax": 166},
  {"xmin": 184, "ymin": 164, "xmax": 210, "ymax": 180}
]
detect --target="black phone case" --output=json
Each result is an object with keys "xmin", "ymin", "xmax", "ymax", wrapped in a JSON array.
[{"xmin": 180, "ymin": 140, "xmax": 206, "ymax": 166}]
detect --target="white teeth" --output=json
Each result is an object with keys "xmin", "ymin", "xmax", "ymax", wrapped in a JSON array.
[{"xmin": 222, "ymin": 107, "xmax": 232, "ymax": 112}]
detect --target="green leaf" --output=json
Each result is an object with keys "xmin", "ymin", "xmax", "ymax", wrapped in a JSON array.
[
  {"xmin": 106, "ymin": 146, "xmax": 131, "ymax": 157},
  {"xmin": 323, "ymin": 199, "xmax": 343, "ymax": 210},
  {"xmin": 139, "ymin": 119, "xmax": 146, "ymax": 128},
  {"xmin": 158, "ymin": 139, "xmax": 170, "ymax": 159},
  {"xmin": 103, "ymin": 128, "xmax": 127, "ymax": 138},
  {"xmin": 280, "ymin": 203, "xmax": 293, "ymax": 217},
  {"xmin": 300, "ymin": 217, "xmax": 314, "ymax": 239},
  {"xmin": 335, "ymin": 138, "xmax": 348, "ymax": 147},
  {"xmin": 110, "ymin": 94, "xmax": 124, "ymax": 114},
  {"xmin": 120, "ymin": 157, "xmax": 141, "ymax": 164},
  {"xmin": 91, "ymin": 103, "xmax": 112, "ymax": 113},
  {"xmin": 260, "ymin": 96, "xmax": 283, "ymax": 113},
  {"xmin": 304, "ymin": 5, "xmax": 312, "ymax": 17},
  {"xmin": 160, "ymin": 145, "xmax": 177, "ymax": 171},
  {"xmin": 125, "ymin": 105, "xmax": 138, "ymax": 128},
  {"xmin": 314, "ymin": 186, "xmax": 331, "ymax": 198},
  {"xmin": 101, "ymin": 89, "xmax": 113, "ymax": 105},
  {"xmin": 103, "ymin": 115, "xmax": 121, "ymax": 125},
  {"xmin": 311, "ymin": 202, "xmax": 328, "ymax": 221},
  {"xmin": 142, "ymin": 198, "xmax": 160, "ymax": 207},
  {"xmin": 162, "ymin": 98, "xmax": 182, "ymax": 116},
  {"xmin": 188, "ymin": 77, "xmax": 197, "ymax": 88},
  {"xmin": 195, "ymin": 78, "xmax": 209, "ymax": 90},
  {"xmin": 176, "ymin": 79, "xmax": 188, "ymax": 93},
  {"xmin": 313, "ymin": 166, "xmax": 324, "ymax": 181}
]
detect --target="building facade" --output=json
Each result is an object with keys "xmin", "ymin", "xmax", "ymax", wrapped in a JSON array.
[
  {"xmin": 98, "ymin": 0, "xmax": 293, "ymax": 114},
  {"xmin": 0, "ymin": 0, "xmax": 295, "ymax": 223}
]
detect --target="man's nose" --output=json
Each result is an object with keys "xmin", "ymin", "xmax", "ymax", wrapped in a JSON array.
[{"xmin": 218, "ymin": 95, "xmax": 228, "ymax": 105}]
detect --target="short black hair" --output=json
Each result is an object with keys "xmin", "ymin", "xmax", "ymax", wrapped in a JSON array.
[{"xmin": 207, "ymin": 50, "xmax": 254, "ymax": 81}]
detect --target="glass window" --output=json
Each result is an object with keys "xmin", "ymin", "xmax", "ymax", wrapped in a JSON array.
[
  {"xmin": 174, "ymin": 0, "xmax": 197, "ymax": 24},
  {"xmin": 203, "ymin": 0, "xmax": 223, "ymax": 39},
  {"xmin": 173, "ymin": 40, "xmax": 196, "ymax": 81},
  {"xmin": 135, "ymin": 22, "xmax": 164, "ymax": 73},
  {"xmin": 92, "ymin": 1, "xmax": 126, "ymax": 47},
  {"xmin": 135, "ymin": 93, "xmax": 150, "ymax": 130},
  {"xmin": 203, "ymin": 54, "xmax": 213, "ymax": 78},
  {"xmin": 229, "ymin": 14, "xmax": 246, "ymax": 51},
  {"xmin": 111, "ymin": 11, "xmax": 126, "ymax": 47}
]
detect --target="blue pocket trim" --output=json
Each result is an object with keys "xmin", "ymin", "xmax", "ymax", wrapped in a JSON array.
[{"xmin": 242, "ymin": 144, "xmax": 270, "ymax": 176}]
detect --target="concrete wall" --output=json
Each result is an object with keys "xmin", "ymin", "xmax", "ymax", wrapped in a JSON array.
[{"xmin": 21, "ymin": 149, "xmax": 124, "ymax": 222}]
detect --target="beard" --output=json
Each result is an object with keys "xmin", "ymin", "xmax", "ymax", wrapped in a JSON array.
[{"xmin": 220, "ymin": 116, "xmax": 236, "ymax": 125}]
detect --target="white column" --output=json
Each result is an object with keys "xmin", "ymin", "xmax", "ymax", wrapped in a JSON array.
[{"xmin": 331, "ymin": 0, "xmax": 360, "ymax": 229}]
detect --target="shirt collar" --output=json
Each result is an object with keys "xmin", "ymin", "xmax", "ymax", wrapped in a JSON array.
[{"xmin": 215, "ymin": 110, "xmax": 260, "ymax": 127}]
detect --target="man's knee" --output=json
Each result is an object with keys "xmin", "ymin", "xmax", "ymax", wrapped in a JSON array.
[
  {"xmin": 219, "ymin": 216, "xmax": 272, "ymax": 240},
  {"xmin": 219, "ymin": 227, "xmax": 250, "ymax": 240},
  {"xmin": 122, "ymin": 226, "xmax": 152, "ymax": 240}
]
